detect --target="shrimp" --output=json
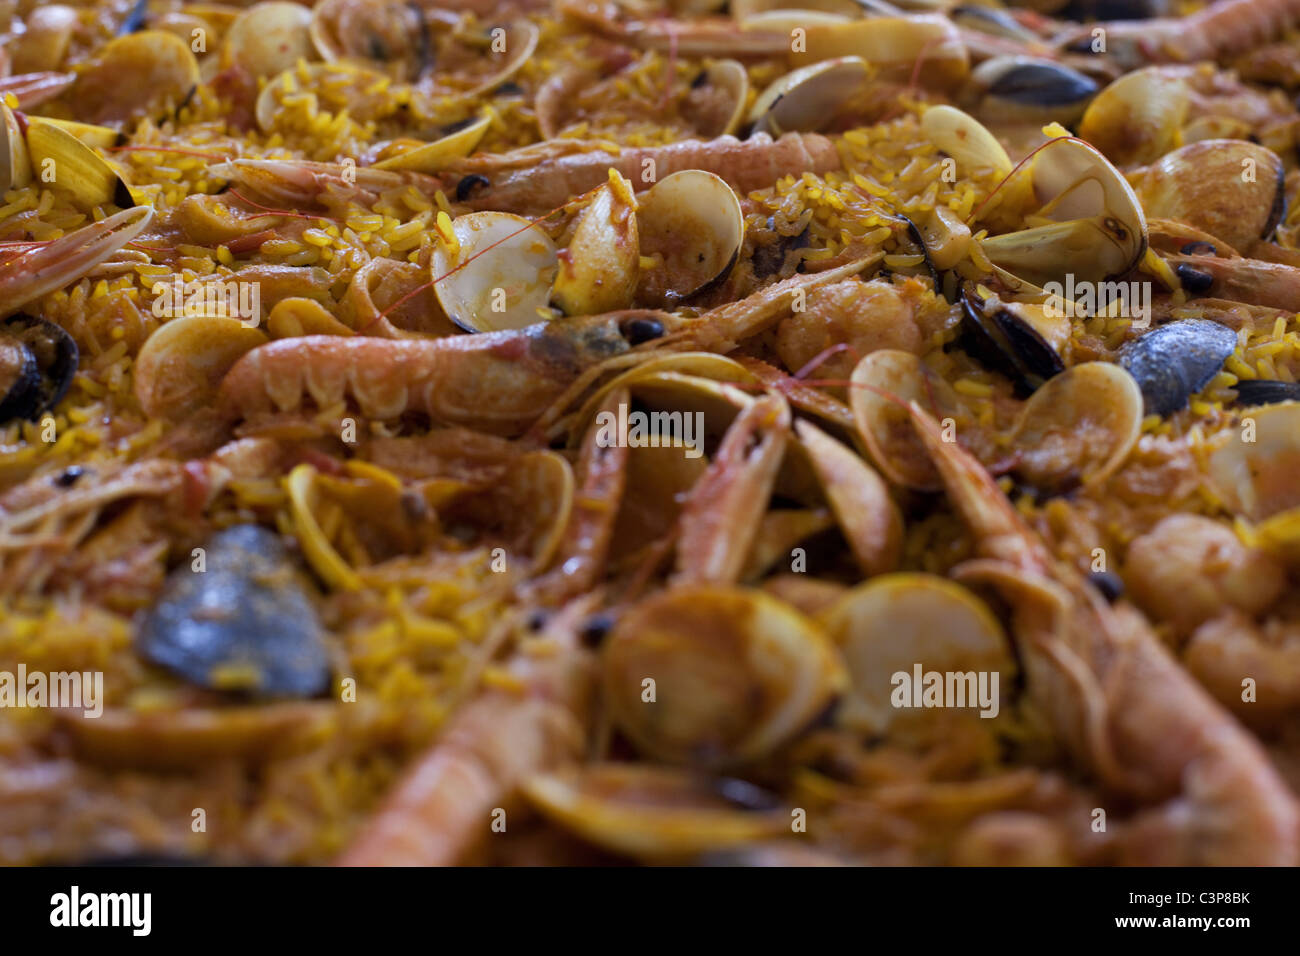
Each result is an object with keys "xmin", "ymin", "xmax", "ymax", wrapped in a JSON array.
[
  {"xmin": 525, "ymin": 387, "xmax": 631, "ymax": 605},
  {"xmin": 1162, "ymin": 252, "xmax": 1300, "ymax": 310},
  {"xmin": 453, "ymin": 133, "xmax": 843, "ymax": 217},
  {"xmin": 207, "ymin": 159, "xmax": 439, "ymax": 212},
  {"xmin": 218, "ymin": 312, "xmax": 648, "ymax": 436},
  {"xmin": 671, "ymin": 394, "xmax": 791, "ymax": 587},
  {"xmin": 1123, "ymin": 514, "xmax": 1287, "ymax": 642},
  {"xmin": 1185, "ymin": 610, "xmax": 1300, "ymax": 729},
  {"xmin": 909, "ymin": 402, "xmax": 1300, "ymax": 865},
  {"xmin": 774, "ymin": 279, "xmax": 928, "ymax": 391},
  {"xmin": 0, "ymin": 206, "xmax": 153, "ymax": 318},
  {"xmin": 557, "ymin": 0, "xmax": 791, "ymax": 57},
  {"xmin": 0, "ymin": 71, "xmax": 75, "ymax": 110},
  {"xmin": 1060, "ymin": 0, "xmax": 1300, "ymax": 70},
  {"xmin": 220, "ymin": 260, "xmax": 877, "ymax": 435},
  {"xmin": 337, "ymin": 599, "xmax": 599, "ymax": 866}
]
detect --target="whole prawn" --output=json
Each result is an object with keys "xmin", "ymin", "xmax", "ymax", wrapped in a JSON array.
[
  {"xmin": 449, "ymin": 133, "xmax": 843, "ymax": 217},
  {"xmin": 218, "ymin": 260, "xmax": 877, "ymax": 436},
  {"xmin": 1061, "ymin": 0, "xmax": 1300, "ymax": 69},
  {"xmin": 909, "ymin": 402, "xmax": 1300, "ymax": 865}
]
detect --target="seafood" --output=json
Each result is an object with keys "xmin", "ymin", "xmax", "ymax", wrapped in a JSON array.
[
  {"xmin": 452, "ymin": 132, "xmax": 843, "ymax": 216},
  {"xmin": 908, "ymin": 402, "xmax": 1300, "ymax": 865},
  {"xmin": 6, "ymin": 0, "xmax": 1300, "ymax": 873},
  {"xmin": 137, "ymin": 524, "xmax": 331, "ymax": 698}
]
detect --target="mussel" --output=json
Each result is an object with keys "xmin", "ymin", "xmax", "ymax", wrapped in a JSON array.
[
  {"xmin": 959, "ymin": 286, "xmax": 1067, "ymax": 396},
  {"xmin": 969, "ymin": 56, "xmax": 1100, "ymax": 125},
  {"xmin": 0, "ymin": 315, "xmax": 78, "ymax": 423},
  {"xmin": 1233, "ymin": 380, "xmax": 1300, "ymax": 406},
  {"xmin": 1118, "ymin": 318, "xmax": 1237, "ymax": 416},
  {"xmin": 137, "ymin": 524, "xmax": 331, "ymax": 698}
]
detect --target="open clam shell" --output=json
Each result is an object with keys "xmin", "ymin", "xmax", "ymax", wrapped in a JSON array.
[
  {"xmin": 748, "ymin": 57, "xmax": 870, "ymax": 136},
  {"xmin": 820, "ymin": 573, "xmax": 1015, "ymax": 737},
  {"xmin": 430, "ymin": 211, "xmax": 559, "ymax": 333},
  {"xmin": 637, "ymin": 170, "xmax": 745, "ymax": 306},
  {"xmin": 0, "ymin": 103, "xmax": 32, "ymax": 194},
  {"xmin": 1010, "ymin": 362, "xmax": 1144, "ymax": 490},
  {"xmin": 523, "ymin": 764, "xmax": 789, "ymax": 861},
  {"xmin": 684, "ymin": 59, "xmax": 749, "ymax": 138},
  {"xmin": 371, "ymin": 116, "xmax": 491, "ymax": 173},
  {"xmin": 221, "ymin": 1, "xmax": 316, "ymax": 79},
  {"xmin": 550, "ymin": 170, "xmax": 640, "ymax": 317},
  {"xmin": 602, "ymin": 585, "xmax": 847, "ymax": 768},
  {"xmin": 25, "ymin": 117, "xmax": 135, "ymax": 208},
  {"xmin": 70, "ymin": 30, "xmax": 201, "ymax": 126}
]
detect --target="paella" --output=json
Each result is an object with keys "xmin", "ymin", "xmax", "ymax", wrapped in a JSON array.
[{"xmin": 2, "ymin": 0, "xmax": 1300, "ymax": 866}]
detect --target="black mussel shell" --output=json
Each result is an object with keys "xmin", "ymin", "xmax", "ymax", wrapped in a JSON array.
[
  {"xmin": 1118, "ymin": 319, "xmax": 1237, "ymax": 416},
  {"xmin": 980, "ymin": 60, "xmax": 1099, "ymax": 111},
  {"xmin": 1232, "ymin": 379, "xmax": 1300, "ymax": 407},
  {"xmin": 1064, "ymin": 0, "xmax": 1167, "ymax": 19},
  {"xmin": 959, "ymin": 288, "xmax": 1064, "ymax": 397},
  {"xmin": 137, "ymin": 525, "xmax": 331, "ymax": 699},
  {"xmin": 0, "ymin": 335, "xmax": 40, "ymax": 422},
  {"xmin": 0, "ymin": 315, "xmax": 78, "ymax": 423}
]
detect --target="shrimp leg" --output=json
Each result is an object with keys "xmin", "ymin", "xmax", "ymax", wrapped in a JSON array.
[{"xmin": 909, "ymin": 402, "xmax": 1300, "ymax": 865}]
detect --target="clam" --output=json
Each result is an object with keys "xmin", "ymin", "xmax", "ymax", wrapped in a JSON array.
[
  {"xmin": 849, "ymin": 348, "xmax": 964, "ymax": 490},
  {"xmin": 1118, "ymin": 318, "xmax": 1237, "ymax": 416},
  {"xmin": 28, "ymin": 117, "xmax": 124, "ymax": 151},
  {"xmin": 787, "ymin": 14, "xmax": 969, "ymax": 89},
  {"xmin": 636, "ymin": 170, "xmax": 745, "ymax": 307},
  {"xmin": 370, "ymin": 117, "xmax": 492, "ymax": 173},
  {"xmin": 969, "ymin": 56, "xmax": 1099, "ymax": 125},
  {"xmin": 310, "ymin": 0, "xmax": 428, "ymax": 77},
  {"xmin": 978, "ymin": 135, "xmax": 1147, "ymax": 292},
  {"xmin": 523, "ymin": 764, "xmax": 788, "ymax": 861},
  {"xmin": 137, "ymin": 525, "xmax": 331, "ymax": 698},
  {"xmin": 1129, "ymin": 140, "xmax": 1286, "ymax": 252},
  {"xmin": 456, "ymin": 22, "xmax": 541, "ymax": 99},
  {"xmin": 794, "ymin": 419, "xmax": 903, "ymax": 576},
  {"xmin": 921, "ymin": 104, "xmax": 1013, "ymax": 179},
  {"xmin": 682, "ymin": 59, "xmax": 749, "ymax": 138},
  {"xmin": 820, "ymin": 573, "xmax": 1015, "ymax": 737},
  {"xmin": 959, "ymin": 286, "xmax": 1067, "ymax": 396},
  {"xmin": 9, "ymin": 5, "xmax": 78, "ymax": 74},
  {"xmin": 0, "ymin": 103, "xmax": 32, "ymax": 194},
  {"xmin": 430, "ymin": 211, "xmax": 559, "ymax": 332},
  {"xmin": 23, "ymin": 117, "xmax": 135, "ymax": 208},
  {"xmin": 567, "ymin": 352, "xmax": 757, "ymax": 447},
  {"xmin": 1077, "ymin": 66, "xmax": 1192, "ymax": 167},
  {"xmin": 0, "ymin": 316, "xmax": 79, "ymax": 424},
  {"xmin": 221, "ymin": 1, "xmax": 316, "ymax": 78},
  {"xmin": 602, "ymin": 586, "xmax": 847, "ymax": 768},
  {"xmin": 134, "ymin": 316, "xmax": 270, "ymax": 421},
  {"xmin": 1207, "ymin": 401, "xmax": 1300, "ymax": 522},
  {"xmin": 747, "ymin": 57, "xmax": 870, "ymax": 136},
  {"xmin": 550, "ymin": 170, "xmax": 640, "ymax": 317},
  {"xmin": 70, "ymin": 30, "xmax": 201, "ymax": 126},
  {"xmin": 1010, "ymin": 362, "xmax": 1143, "ymax": 490}
]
